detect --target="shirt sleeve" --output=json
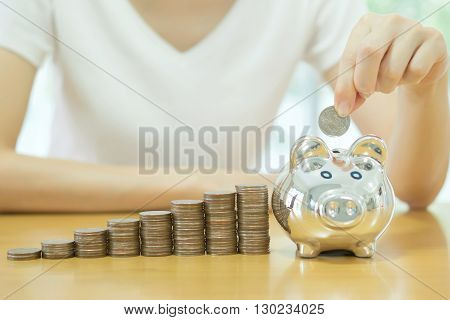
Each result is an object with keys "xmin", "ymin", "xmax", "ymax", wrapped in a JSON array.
[
  {"xmin": 0, "ymin": 0, "xmax": 54, "ymax": 67},
  {"xmin": 302, "ymin": 0, "xmax": 367, "ymax": 73}
]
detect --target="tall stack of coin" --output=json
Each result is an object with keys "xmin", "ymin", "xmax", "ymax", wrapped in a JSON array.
[
  {"xmin": 139, "ymin": 211, "xmax": 173, "ymax": 257},
  {"xmin": 74, "ymin": 228, "xmax": 108, "ymax": 258},
  {"xmin": 7, "ymin": 248, "xmax": 41, "ymax": 261},
  {"xmin": 235, "ymin": 185, "xmax": 270, "ymax": 255},
  {"xmin": 107, "ymin": 218, "xmax": 140, "ymax": 257},
  {"xmin": 204, "ymin": 191, "xmax": 237, "ymax": 255},
  {"xmin": 171, "ymin": 200, "xmax": 205, "ymax": 256},
  {"xmin": 41, "ymin": 239, "xmax": 75, "ymax": 259}
]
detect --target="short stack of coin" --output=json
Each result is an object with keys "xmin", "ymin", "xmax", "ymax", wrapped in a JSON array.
[
  {"xmin": 204, "ymin": 191, "xmax": 237, "ymax": 255},
  {"xmin": 171, "ymin": 200, "xmax": 205, "ymax": 256},
  {"xmin": 235, "ymin": 185, "xmax": 270, "ymax": 255},
  {"xmin": 74, "ymin": 228, "xmax": 108, "ymax": 258},
  {"xmin": 107, "ymin": 218, "xmax": 140, "ymax": 257},
  {"xmin": 41, "ymin": 239, "xmax": 75, "ymax": 259},
  {"xmin": 140, "ymin": 211, "xmax": 173, "ymax": 257},
  {"xmin": 7, "ymin": 248, "xmax": 41, "ymax": 261}
]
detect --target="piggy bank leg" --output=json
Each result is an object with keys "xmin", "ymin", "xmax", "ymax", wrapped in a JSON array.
[
  {"xmin": 352, "ymin": 241, "xmax": 375, "ymax": 258},
  {"xmin": 296, "ymin": 242, "xmax": 320, "ymax": 258}
]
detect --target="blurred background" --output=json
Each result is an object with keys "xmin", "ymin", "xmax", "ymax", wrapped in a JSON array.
[{"xmin": 16, "ymin": 0, "xmax": 450, "ymax": 204}]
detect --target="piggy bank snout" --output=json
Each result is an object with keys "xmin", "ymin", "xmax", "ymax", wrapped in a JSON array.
[{"xmin": 318, "ymin": 193, "xmax": 364, "ymax": 229}]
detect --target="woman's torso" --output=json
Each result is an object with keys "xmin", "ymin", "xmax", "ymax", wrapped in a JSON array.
[{"xmin": 48, "ymin": 0, "xmax": 314, "ymax": 168}]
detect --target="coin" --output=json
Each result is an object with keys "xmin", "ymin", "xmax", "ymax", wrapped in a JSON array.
[
  {"xmin": 74, "ymin": 227, "xmax": 108, "ymax": 258},
  {"xmin": 139, "ymin": 211, "xmax": 173, "ymax": 257},
  {"xmin": 318, "ymin": 105, "xmax": 350, "ymax": 137},
  {"xmin": 235, "ymin": 185, "xmax": 270, "ymax": 255},
  {"xmin": 204, "ymin": 191, "xmax": 237, "ymax": 255},
  {"xmin": 108, "ymin": 217, "xmax": 140, "ymax": 224},
  {"xmin": 107, "ymin": 218, "xmax": 140, "ymax": 257},
  {"xmin": 7, "ymin": 248, "xmax": 41, "ymax": 261},
  {"xmin": 171, "ymin": 200, "xmax": 205, "ymax": 256},
  {"xmin": 41, "ymin": 239, "xmax": 75, "ymax": 259},
  {"xmin": 7, "ymin": 186, "xmax": 272, "ymax": 259}
]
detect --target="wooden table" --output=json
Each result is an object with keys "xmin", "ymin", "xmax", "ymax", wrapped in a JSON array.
[{"xmin": 0, "ymin": 204, "xmax": 448, "ymax": 300}]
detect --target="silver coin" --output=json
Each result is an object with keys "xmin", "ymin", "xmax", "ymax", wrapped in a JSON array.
[
  {"xmin": 318, "ymin": 106, "xmax": 350, "ymax": 137},
  {"xmin": 74, "ymin": 227, "xmax": 107, "ymax": 234},
  {"xmin": 171, "ymin": 199, "xmax": 203, "ymax": 206},
  {"xmin": 235, "ymin": 184, "xmax": 270, "ymax": 255},
  {"xmin": 7, "ymin": 248, "xmax": 42, "ymax": 261},
  {"xmin": 41, "ymin": 239, "xmax": 74, "ymax": 246},
  {"xmin": 139, "ymin": 210, "xmax": 171, "ymax": 218}
]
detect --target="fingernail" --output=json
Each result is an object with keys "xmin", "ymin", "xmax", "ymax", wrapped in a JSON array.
[{"xmin": 336, "ymin": 102, "xmax": 350, "ymax": 117}]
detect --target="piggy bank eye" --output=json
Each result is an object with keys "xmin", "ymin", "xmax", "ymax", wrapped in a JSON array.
[
  {"xmin": 320, "ymin": 171, "xmax": 332, "ymax": 179},
  {"xmin": 350, "ymin": 171, "xmax": 362, "ymax": 180}
]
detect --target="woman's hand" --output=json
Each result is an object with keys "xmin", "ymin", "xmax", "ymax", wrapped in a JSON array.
[{"xmin": 334, "ymin": 12, "xmax": 448, "ymax": 116}]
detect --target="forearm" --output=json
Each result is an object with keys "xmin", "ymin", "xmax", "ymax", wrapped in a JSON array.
[
  {"xmin": 0, "ymin": 150, "xmax": 199, "ymax": 212},
  {"xmin": 387, "ymin": 73, "xmax": 449, "ymax": 207},
  {"xmin": 0, "ymin": 150, "xmax": 262, "ymax": 212}
]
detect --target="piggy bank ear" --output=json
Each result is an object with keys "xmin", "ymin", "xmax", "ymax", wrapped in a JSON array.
[
  {"xmin": 290, "ymin": 136, "xmax": 332, "ymax": 170},
  {"xmin": 349, "ymin": 135, "xmax": 387, "ymax": 165}
]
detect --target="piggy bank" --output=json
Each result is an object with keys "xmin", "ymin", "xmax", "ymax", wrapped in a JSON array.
[{"xmin": 271, "ymin": 135, "xmax": 395, "ymax": 258}]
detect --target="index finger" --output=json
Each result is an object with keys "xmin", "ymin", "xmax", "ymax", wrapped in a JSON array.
[{"xmin": 334, "ymin": 16, "xmax": 371, "ymax": 116}]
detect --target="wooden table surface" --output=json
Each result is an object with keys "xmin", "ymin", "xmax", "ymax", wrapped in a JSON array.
[{"xmin": 0, "ymin": 204, "xmax": 448, "ymax": 300}]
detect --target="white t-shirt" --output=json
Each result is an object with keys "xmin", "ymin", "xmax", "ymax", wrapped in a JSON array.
[{"xmin": 0, "ymin": 0, "xmax": 366, "ymax": 171}]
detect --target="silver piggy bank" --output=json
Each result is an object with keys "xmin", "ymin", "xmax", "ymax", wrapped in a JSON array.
[{"xmin": 272, "ymin": 135, "xmax": 395, "ymax": 258}]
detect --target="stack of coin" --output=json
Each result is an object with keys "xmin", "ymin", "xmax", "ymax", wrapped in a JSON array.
[
  {"xmin": 41, "ymin": 239, "xmax": 75, "ymax": 259},
  {"xmin": 74, "ymin": 228, "xmax": 108, "ymax": 258},
  {"xmin": 107, "ymin": 218, "xmax": 140, "ymax": 257},
  {"xmin": 7, "ymin": 248, "xmax": 41, "ymax": 261},
  {"xmin": 235, "ymin": 185, "xmax": 270, "ymax": 255},
  {"xmin": 204, "ymin": 191, "xmax": 237, "ymax": 255},
  {"xmin": 139, "ymin": 211, "xmax": 173, "ymax": 257},
  {"xmin": 171, "ymin": 200, "xmax": 205, "ymax": 256}
]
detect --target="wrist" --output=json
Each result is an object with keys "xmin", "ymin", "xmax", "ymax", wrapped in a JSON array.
[{"xmin": 398, "ymin": 72, "xmax": 448, "ymax": 108}]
